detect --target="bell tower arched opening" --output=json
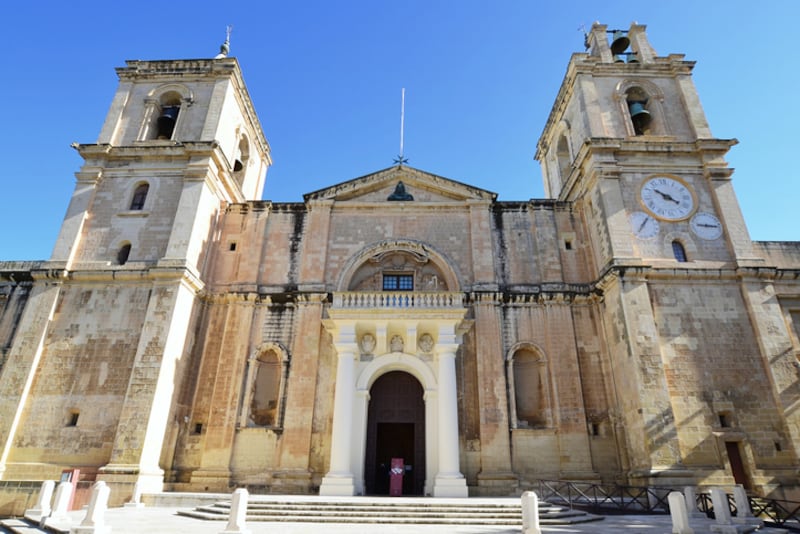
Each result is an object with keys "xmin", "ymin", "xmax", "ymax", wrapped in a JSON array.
[{"xmin": 364, "ymin": 371, "xmax": 426, "ymax": 495}]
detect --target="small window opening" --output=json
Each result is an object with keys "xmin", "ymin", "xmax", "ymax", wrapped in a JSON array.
[
  {"xmin": 229, "ymin": 242, "xmax": 237, "ymax": 252},
  {"xmin": 383, "ymin": 274, "xmax": 414, "ymax": 291},
  {"xmin": 775, "ymin": 441, "xmax": 783, "ymax": 452},
  {"xmin": 193, "ymin": 423, "xmax": 203, "ymax": 434},
  {"xmin": 672, "ymin": 241, "xmax": 688, "ymax": 263},
  {"xmin": 564, "ymin": 239, "xmax": 573, "ymax": 250},
  {"xmin": 117, "ymin": 243, "xmax": 132, "ymax": 265},
  {"xmin": 67, "ymin": 411, "xmax": 79, "ymax": 427},
  {"xmin": 157, "ymin": 105, "xmax": 180, "ymax": 139},
  {"xmin": 130, "ymin": 183, "xmax": 149, "ymax": 210},
  {"xmin": 590, "ymin": 422, "xmax": 600, "ymax": 436},
  {"xmin": 718, "ymin": 413, "xmax": 731, "ymax": 428}
]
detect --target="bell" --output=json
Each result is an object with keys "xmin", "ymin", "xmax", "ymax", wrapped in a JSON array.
[
  {"xmin": 627, "ymin": 52, "xmax": 639, "ymax": 64},
  {"xmin": 609, "ymin": 30, "xmax": 630, "ymax": 55},
  {"xmin": 614, "ymin": 55, "xmax": 626, "ymax": 63},
  {"xmin": 628, "ymin": 101, "xmax": 651, "ymax": 133},
  {"xmin": 157, "ymin": 106, "xmax": 180, "ymax": 139}
]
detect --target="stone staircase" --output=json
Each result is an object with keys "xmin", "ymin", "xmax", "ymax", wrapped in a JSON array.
[{"xmin": 177, "ymin": 496, "xmax": 604, "ymax": 526}]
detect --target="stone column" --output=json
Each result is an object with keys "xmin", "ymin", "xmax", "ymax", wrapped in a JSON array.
[
  {"xmin": 320, "ymin": 327, "xmax": 358, "ymax": 496},
  {"xmin": 433, "ymin": 337, "xmax": 467, "ymax": 497}
]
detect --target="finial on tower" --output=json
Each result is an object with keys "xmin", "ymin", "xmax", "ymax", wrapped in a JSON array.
[{"xmin": 214, "ymin": 25, "xmax": 233, "ymax": 59}]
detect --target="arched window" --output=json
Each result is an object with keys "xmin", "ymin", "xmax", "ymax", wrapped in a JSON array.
[
  {"xmin": 129, "ymin": 183, "xmax": 149, "ymax": 210},
  {"xmin": 242, "ymin": 345, "xmax": 288, "ymax": 428},
  {"xmin": 117, "ymin": 243, "xmax": 131, "ymax": 265},
  {"xmin": 509, "ymin": 347, "xmax": 550, "ymax": 428},
  {"xmin": 672, "ymin": 240, "xmax": 688, "ymax": 262}
]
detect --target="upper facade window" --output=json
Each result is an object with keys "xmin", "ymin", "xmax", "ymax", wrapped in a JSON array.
[
  {"xmin": 130, "ymin": 183, "xmax": 149, "ymax": 210},
  {"xmin": 383, "ymin": 274, "xmax": 414, "ymax": 291}
]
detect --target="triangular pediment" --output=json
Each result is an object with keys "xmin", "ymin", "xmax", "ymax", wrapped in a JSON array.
[{"xmin": 303, "ymin": 165, "xmax": 497, "ymax": 203}]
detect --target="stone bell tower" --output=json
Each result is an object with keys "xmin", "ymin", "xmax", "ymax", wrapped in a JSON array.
[
  {"xmin": 535, "ymin": 23, "xmax": 800, "ymax": 492},
  {"xmin": 0, "ymin": 37, "xmax": 271, "ymax": 498}
]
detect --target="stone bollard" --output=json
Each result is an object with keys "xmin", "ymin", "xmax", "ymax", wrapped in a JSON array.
[
  {"xmin": 683, "ymin": 486, "xmax": 706, "ymax": 519},
  {"xmin": 123, "ymin": 481, "xmax": 144, "ymax": 508},
  {"xmin": 731, "ymin": 486, "xmax": 763, "ymax": 528},
  {"xmin": 708, "ymin": 488, "xmax": 755, "ymax": 534},
  {"xmin": 43, "ymin": 480, "xmax": 74, "ymax": 527},
  {"xmin": 219, "ymin": 488, "xmax": 252, "ymax": 534},
  {"xmin": 70, "ymin": 481, "xmax": 111, "ymax": 534},
  {"xmin": 668, "ymin": 491, "xmax": 695, "ymax": 534},
  {"xmin": 521, "ymin": 491, "xmax": 542, "ymax": 534},
  {"xmin": 25, "ymin": 480, "xmax": 55, "ymax": 519}
]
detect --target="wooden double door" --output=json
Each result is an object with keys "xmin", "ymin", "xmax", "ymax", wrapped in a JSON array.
[{"xmin": 364, "ymin": 371, "xmax": 426, "ymax": 495}]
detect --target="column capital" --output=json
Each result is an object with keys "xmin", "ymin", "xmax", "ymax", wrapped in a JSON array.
[
  {"xmin": 333, "ymin": 343, "xmax": 359, "ymax": 357},
  {"xmin": 435, "ymin": 344, "xmax": 459, "ymax": 357}
]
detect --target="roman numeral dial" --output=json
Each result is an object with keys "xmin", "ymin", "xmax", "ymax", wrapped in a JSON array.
[{"xmin": 639, "ymin": 175, "xmax": 696, "ymax": 221}]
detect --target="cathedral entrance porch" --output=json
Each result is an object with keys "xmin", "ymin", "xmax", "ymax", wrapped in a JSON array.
[{"xmin": 319, "ymin": 289, "xmax": 469, "ymax": 497}]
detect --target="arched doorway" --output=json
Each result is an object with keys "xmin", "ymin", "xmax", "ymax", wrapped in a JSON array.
[{"xmin": 364, "ymin": 371, "xmax": 426, "ymax": 495}]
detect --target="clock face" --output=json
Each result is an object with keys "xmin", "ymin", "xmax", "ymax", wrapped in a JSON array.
[
  {"xmin": 639, "ymin": 176, "xmax": 696, "ymax": 221},
  {"xmin": 629, "ymin": 211, "xmax": 660, "ymax": 239},
  {"xmin": 690, "ymin": 212, "xmax": 723, "ymax": 240}
]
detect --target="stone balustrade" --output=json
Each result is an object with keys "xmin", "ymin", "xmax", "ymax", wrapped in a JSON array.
[{"xmin": 332, "ymin": 291, "xmax": 464, "ymax": 309}]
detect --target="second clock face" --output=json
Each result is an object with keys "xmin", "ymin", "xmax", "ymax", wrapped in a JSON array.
[{"xmin": 640, "ymin": 176, "xmax": 696, "ymax": 221}]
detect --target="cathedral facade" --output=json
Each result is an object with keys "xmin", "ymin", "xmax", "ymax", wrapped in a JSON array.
[{"xmin": 1, "ymin": 23, "xmax": 800, "ymax": 506}]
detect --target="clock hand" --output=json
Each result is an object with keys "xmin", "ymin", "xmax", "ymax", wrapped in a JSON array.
[
  {"xmin": 637, "ymin": 216, "xmax": 650, "ymax": 232},
  {"xmin": 698, "ymin": 223, "xmax": 719, "ymax": 228},
  {"xmin": 654, "ymin": 189, "xmax": 680, "ymax": 204}
]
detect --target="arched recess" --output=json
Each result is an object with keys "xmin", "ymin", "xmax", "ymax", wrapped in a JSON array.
[
  {"xmin": 352, "ymin": 353, "xmax": 438, "ymax": 496},
  {"xmin": 239, "ymin": 342, "xmax": 290, "ymax": 429},
  {"xmin": 139, "ymin": 83, "xmax": 194, "ymax": 141},
  {"xmin": 232, "ymin": 132, "xmax": 250, "ymax": 188},
  {"xmin": 336, "ymin": 239, "xmax": 462, "ymax": 293},
  {"xmin": 506, "ymin": 342, "xmax": 552, "ymax": 429},
  {"xmin": 548, "ymin": 119, "xmax": 573, "ymax": 197},
  {"xmin": 614, "ymin": 79, "xmax": 668, "ymax": 136}
]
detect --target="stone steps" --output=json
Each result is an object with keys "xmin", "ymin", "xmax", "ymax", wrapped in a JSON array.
[{"xmin": 176, "ymin": 497, "xmax": 603, "ymax": 525}]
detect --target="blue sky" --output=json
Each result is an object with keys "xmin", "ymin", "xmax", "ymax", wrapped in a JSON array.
[{"xmin": 1, "ymin": 1, "xmax": 798, "ymax": 260}]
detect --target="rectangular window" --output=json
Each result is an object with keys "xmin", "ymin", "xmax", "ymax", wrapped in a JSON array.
[{"xmin": 383, "ymin": 274, "xmax": 413, "ymax": 291}]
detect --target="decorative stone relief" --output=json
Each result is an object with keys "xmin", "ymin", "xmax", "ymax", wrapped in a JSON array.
[
  {"xmin": 389, "ymin": 335, "xmax": 404, "ymax": 353},
  {"xmin": 418, "ymin": 333, "xmax": 434, "ymax": 354},
  {"xmin": 360, "ymin": 333, "xmax": 376, "ymax": 355}
]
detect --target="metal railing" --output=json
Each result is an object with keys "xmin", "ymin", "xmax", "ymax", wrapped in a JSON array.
[{"xmin": 531, "ymin": 479, "xmax": 800, "ymax": 530}]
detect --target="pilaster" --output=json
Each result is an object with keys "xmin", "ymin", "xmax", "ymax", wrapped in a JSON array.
[
  {"xmin": 471, "ymin": 293, "xmax": 518, "ymax": 493},
  {"xmin": 274, "ymin": 293, "xmax": 325, "ymax": 492},
  {"xmin": 0, "ymin": 281, "xmax": 61, "ymax": 478},
  {"xmin": 98, "ymin": 276, "xmax": 199, "ymax": 494}
]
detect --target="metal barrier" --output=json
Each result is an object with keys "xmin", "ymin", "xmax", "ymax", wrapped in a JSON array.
[{"xmin": 531, "ymin": 479, "xmax": 800, "ymax": 530}]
